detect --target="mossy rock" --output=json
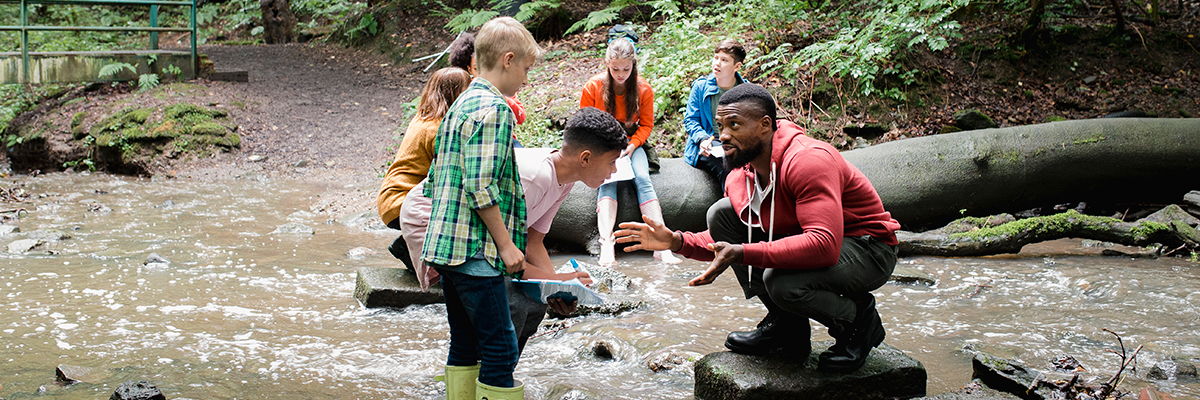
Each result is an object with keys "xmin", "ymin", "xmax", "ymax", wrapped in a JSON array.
[
  {"xmin": 89, "ymin": 107, "xmax": 154, "ymax": 141},
  {"xmin": 70, "ymin": 112, "xmax": 88, "ymax": 139}
]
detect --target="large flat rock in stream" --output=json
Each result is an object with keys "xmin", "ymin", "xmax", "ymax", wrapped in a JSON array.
[
  {"xmin": 695, "ymin": 341, "xmax": 926, "ymax": 400},
  {"xmin": 354, "ymin": 267, "xmax": 443, "ymax": 308}
]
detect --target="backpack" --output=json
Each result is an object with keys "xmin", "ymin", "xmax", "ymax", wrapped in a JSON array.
[{"xmin": 607, "ymin": 24, "xmax": 638, "ymax": 45}]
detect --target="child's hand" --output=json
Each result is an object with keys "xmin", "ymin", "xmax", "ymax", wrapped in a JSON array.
[{"xmin": 499, "ymin": 244, "xmax": 527, "ymax": 274}]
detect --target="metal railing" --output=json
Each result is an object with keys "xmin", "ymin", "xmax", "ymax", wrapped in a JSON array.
[{"xmin": 0, "ymin": 0, "xmax": 197, "ymax": 83}]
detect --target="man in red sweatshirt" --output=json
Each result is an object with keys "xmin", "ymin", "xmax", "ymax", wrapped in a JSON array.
[{"xmin": 615, "ymin": 83, "xmax": 900, "ymax": 373}]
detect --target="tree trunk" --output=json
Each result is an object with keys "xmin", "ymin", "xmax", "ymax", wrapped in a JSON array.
[
  {"xmin": 1108, "ymin": 0, "xmax": 1127, "ymax": 34},
  {"xmin": 1021, "ymin": 0, "xmax": 1049, "ymax": 45},
  {"xmin": 897, "ymin": 208, "xmax": 1200, "ymax": 257},
  {"xmin": 261, "ymin": 0, "xmax": 296, "ymax": 44},
  {"xmin": 841, "ymin": 118, "xmax": 1200, "ymax": 230}
]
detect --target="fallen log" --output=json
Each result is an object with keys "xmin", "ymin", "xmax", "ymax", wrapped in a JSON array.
[
  {"xmin": 844, "ymin": 118, "xmax": 1200, "ymax": 230},
  {"xmin": 897, "ymin": 208, "xmax": 1200, "ymax": 257}
]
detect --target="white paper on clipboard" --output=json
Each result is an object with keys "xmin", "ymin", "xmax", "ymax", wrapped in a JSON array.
[{"xmin": 603, "ymin": 155, "xmax": 634, "ymax": 184}]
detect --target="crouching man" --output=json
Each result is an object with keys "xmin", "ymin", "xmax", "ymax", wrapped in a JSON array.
[{"xmin": 615, "ymin": 84, "xmax": 900, "ymax": 373}]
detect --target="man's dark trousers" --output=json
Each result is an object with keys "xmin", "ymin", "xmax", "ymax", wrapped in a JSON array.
[{"xmin": 705, "ymin": 198, "xmax": 897, "ymax": 328}]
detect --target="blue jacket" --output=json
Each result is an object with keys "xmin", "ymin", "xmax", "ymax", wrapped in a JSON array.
[{"xmin": 682, "ymin": 72, "xmax": 745, "ymax": 166}]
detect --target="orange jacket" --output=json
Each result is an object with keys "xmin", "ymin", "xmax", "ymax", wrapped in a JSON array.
[{"xmin": 579, "ymin": 73, "xmax": 654, "ymax": 148}]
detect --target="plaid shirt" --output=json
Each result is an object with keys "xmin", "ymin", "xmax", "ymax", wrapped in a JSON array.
[{"xmin": 421, "ymin": 78, "xmax": 527, "ymax": 275}]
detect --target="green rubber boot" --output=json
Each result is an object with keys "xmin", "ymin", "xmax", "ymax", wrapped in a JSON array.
[
  {"xmin": 434, "ymin": 364, "xmax": 479, "ymax": 400},
  {"xmin": 475, "ymin": 378, "xmax": 524, "ymax": 400}
]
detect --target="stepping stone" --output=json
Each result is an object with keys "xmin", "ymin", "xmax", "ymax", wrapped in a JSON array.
[
  {"xmin": 354, "ymin": 267, "xmax": 443, "ymax": 308},
  {"xmin": 695, "ymin": 341, "xmax": 926, "ymax": 400}
]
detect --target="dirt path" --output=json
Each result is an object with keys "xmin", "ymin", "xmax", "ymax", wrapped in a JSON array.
[{"xmin": 178, "ymin": 43, "xmax": 433, "ymax": 214}]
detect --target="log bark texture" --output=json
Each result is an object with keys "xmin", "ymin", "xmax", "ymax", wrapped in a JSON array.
[{"xmin": 842, "ymin": 118, "xmax": 1200, "ymax": 230}]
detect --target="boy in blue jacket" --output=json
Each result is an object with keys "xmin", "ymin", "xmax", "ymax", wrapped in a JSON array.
[{"xmin": 683, "ymin": 39, "xmax": 746, "ymax": 186}]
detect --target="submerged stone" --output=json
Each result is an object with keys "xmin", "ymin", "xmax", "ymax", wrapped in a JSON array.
[
  {"xmin": 56, "ymin": 364, "xmax": 109, "ymax": 385},
  {"xmin": 694, "ymin": 341, "xmax": 926, "ymax": 400},
  {"xmin": 890, "ymin": 267, "xmax": 936, "ymax": 285},
  {"xmin": 271, "ymin": 222, "xmax": 314, "ymax": 235},
  {"xmin": 354, "ymin": 267, "xmax": 443, "ymax": 308},
  {"xmin": 7, "ymin": 238, "xmax": 42, "ymax": 254}
]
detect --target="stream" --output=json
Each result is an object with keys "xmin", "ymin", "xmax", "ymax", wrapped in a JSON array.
[{"xmin": 2, "ymin": 172, "xmax": 1198, "ymax": 399}]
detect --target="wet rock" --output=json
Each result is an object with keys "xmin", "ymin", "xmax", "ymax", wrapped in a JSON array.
[
  {"xmin": 110, "ymin": 380, "xmax": 166, "ymax": 400},
  {"xmin": 546, "ymin": 386, "xmax": 597, "ymax": 400},
  {"xmin": 694, "ymin": 341, "xmax": 926, "ymax": 400},
  {"xmin": 340, "ymin": 210, "xmax": 388, "ymax": 231},
  {"xmin": 7, "ymin": 238, "xmax": 43, "ymax": 253},
  {"xmin": 354, "ymin": 267, "xmax": 444, "ymax": 308},
  {"xmin": 56, "ymin": 364, "xmax": 109, "ymax": 384},
  {"xmin": 287, "ymin": 210, "xmax": 316, "ymax": 221},
  {"xmin": 919, "ymin": 379, "xmax": 1021, "ymax": 399},
  {"xmin": 890, "ymin": 267, "xmax": 936, "ymax": 285},
  {"xmin": 576, "ymin": 262, "xmax": 632, "ymax": 293},
  {"xmin": 971, "ymin": 353, "xmax": 1039, "ymax": 397},
  {"xmin": 89, "ymin": 203, "xmax": 113, "ymax": 213},
  {"xmin": 1184, "ymin": 191, "xmax": 1200, "ymax": 208},
  {"xmin": 1140, "ymin": 204, "xmax": 1200, "ymax": 227},
  {"xmin": 953, "ymin": 109, "xmax": 998, "ymax": 131},
  {"xmin": 144, "ymin": 253, "xmax": 171, "ymax": 267},
  {"xmin": 27, "ymin": 229, "xmax": 71, "ymax": 241},
  {"xmin": 158, "ymin": 200, "xmax": 174, "ymax": 208},
  {"xmin": 347, "ymin": 247, "xmax": 376, "ymax": 259},
  {"xmin": 645, "ymin": 348, "xmax": 702, "ymax": 373},
  {"xmin": 292, "ymin": 160, "xmax": 309, "ymax": 168},
  {"xmin": 590, "ymin": 339, "xmax": 619, "ymax": 360},
  {"xmin": 247, "ymin": 154, "xmax": 267, "ymax": 162},
  {"xmin": 0, "ymin": 224, "xmax": 18, "ymax": 235},
  {"xmin": 548, "ymin": 294, "xmax": 645, "ymax": 318},
  {"xmin": 1148, "ymin": 359, "xmax": 1198, "ymax": 381},
  {"xmin": 1101, "ymin": 247, "xmax": 1159, "ymax": 258},
  {"xmin": 271, "ymin": 222, "xmax": 314, "ymax": 235}
]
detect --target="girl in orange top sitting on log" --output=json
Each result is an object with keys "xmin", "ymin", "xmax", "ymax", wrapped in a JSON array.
[{"xmin": 579, "ymin": 34, "xmax": 680, "ymax": 266}]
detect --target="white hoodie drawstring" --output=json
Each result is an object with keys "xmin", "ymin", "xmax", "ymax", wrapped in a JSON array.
[{"xmin": 746, "ymin": 161, "xmax": 777, "ymax": 290}]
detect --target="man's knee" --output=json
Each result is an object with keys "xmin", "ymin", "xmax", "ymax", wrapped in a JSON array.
[{"xmin": 706, "ymin": 198, "xmax": 740, "ymax": 242}]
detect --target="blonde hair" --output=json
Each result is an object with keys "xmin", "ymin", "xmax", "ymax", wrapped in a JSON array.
[
  {"xmin": 475, "ymin": 17, "xmax": 541, "ymax": 71},
  {"xmin": 604, "ymin": 37, "xmax": 639, "ymax": 128}
]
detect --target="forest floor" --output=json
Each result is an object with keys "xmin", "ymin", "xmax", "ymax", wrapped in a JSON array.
[{"xmin": 6, "ymin": 4, "xmax": 1200, "ymax": 218}]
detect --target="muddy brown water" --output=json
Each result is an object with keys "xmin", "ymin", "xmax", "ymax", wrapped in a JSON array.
[{"xmin": 2, "ymin": 172, "xmax": 1198, "ymax": 399}]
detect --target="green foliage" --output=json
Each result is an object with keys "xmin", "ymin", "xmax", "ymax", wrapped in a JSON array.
[
  {"xmin": 436, "ymin": 0, "xmax": 507, "ymax": 33},
  {"xmin": 137, "ymin": 73, "xmax": 161, "ymax": 92},
  {"xmin": 515, "ymin": 0, "xmax": 561, "ymax": 22},
  {"xmin": 566, "ymin": 6, "xmax": 622, "ymax": 35},
  {"xmin": 797, "ymin": 0, "xmax": 968, "ymax": 99},
  {"xmin": 345, "ymin": 12, "xmax": 379, "ymax": 41},
  {"xmin": 99, "ymin": 62, "xmax": 137, "ymax": 79},
  {"xmin": 1, "ymin": 84, "xmax": 67, "ymax": 138}
]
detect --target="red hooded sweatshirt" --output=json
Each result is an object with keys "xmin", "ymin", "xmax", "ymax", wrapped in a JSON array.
[{"xmin": 677, "ymin": 119, "xmax": 900, "ymax": 269}]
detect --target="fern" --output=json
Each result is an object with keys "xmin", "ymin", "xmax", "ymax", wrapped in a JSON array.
[
  {"xmin": 566, "ymin": 6, "xmax": 621, "ymax": 35},
  {"xmin": 137, "ymin": 73, "xmax": 160, "ymax": 92},
  {"xmin": 99, "ymin": 62, "xmax": 136, "ymax": 78},
  {"xmin": 515, "ymin": 0, "xmax": 560, "ymax": 22}
]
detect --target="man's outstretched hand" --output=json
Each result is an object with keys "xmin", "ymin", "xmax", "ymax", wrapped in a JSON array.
[
  {"xmin": 687, "ymin": 241, "xmax": 743, "ymax": 286},
  {"xmin": 615, "ymin": 215, "xmax": 678, "ymax": 252}
]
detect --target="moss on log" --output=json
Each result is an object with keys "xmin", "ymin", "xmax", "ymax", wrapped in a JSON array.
[{"xmin": 897, "ymin": 208, "xmax": 1200, "ymax": 256}]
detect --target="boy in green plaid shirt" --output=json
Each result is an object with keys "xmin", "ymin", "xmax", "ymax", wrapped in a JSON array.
[{"xmin": 421, "ymin": 16, "xmax": 540, "ymax": 400}]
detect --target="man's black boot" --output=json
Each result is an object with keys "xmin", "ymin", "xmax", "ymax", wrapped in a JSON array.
[
  {"xmin": 725, "ymin": 312, "xmax": 810, "ymax": 356},
  {"xmin": 818, "ymin": 295, "xmax": 885, "ymax": 373}
]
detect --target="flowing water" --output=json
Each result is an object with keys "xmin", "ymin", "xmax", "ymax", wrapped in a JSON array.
[{"xmin": 2, "ymin": 172, "xmax": 1198, "ymax": 399}]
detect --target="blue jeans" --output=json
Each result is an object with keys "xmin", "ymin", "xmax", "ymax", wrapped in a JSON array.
[
  {"xmin": 597, "ymin": 146, "xmax": 658, "ymax": 204},
  {"xmin": 434, "ymin": 264, "xmax": 520, "ymax": 387}
]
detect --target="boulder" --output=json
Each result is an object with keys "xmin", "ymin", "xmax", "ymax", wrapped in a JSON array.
[
  {"xmin": 694, "ymin": 342, "xmax": 926, "ymax": 400},
  {"xmin": 1185, "ymin": 191, "xmax": 1200, "ymax": 209},
  {"xmin": 1141, "ymin": 204, "xmax": 1200, "ymax": 227},
  {"xmin": 353, "ymin": 267, "xmax": 444, "ymax": 308},
  {"xmin": 144, "ymin": 253, "xmax": 171, "ymax": 266},
  {"xmin": 1148, "ymin": 359, "xmax": 1199, "ymax": 381},
  {"xmin": 971, "ymin": 353, "xmax": 1040, "ymax": 397},
  {"xmin": 954, "ymin": 109, "xmax": 999, "ymax": 131},
  {"xmin": 110, "ymin": 380, "xmax": 165, "ymax": 400}
]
